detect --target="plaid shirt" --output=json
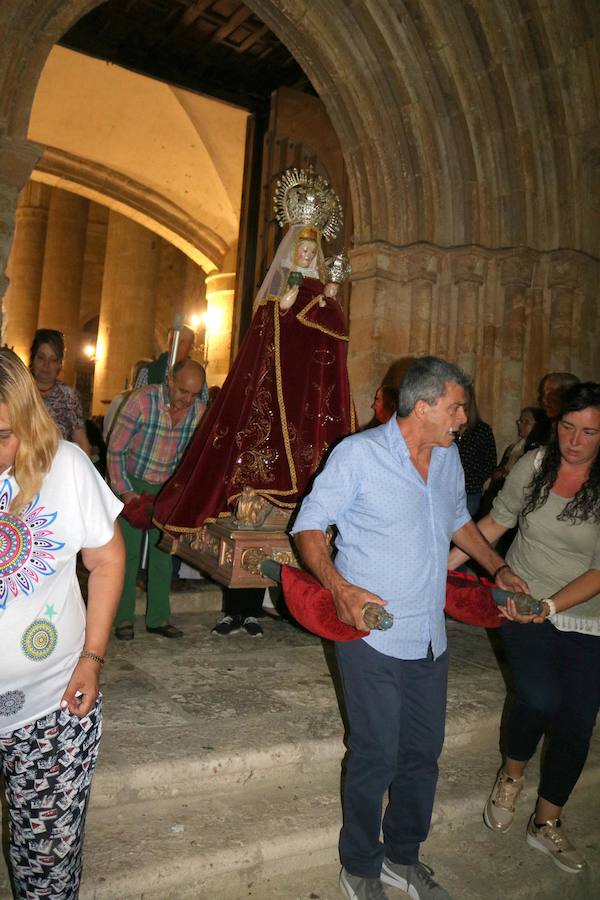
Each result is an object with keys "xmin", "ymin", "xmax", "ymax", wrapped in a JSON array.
[{"xmin": 107, "ymin": 384, "xmax": 203, "ymax": 495}]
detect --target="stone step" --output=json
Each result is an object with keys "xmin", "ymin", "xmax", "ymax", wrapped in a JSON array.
[
  {"xmin": 134, "ymin": 581, "xmax": 223, "ymax": 616},
  {"xmin": 90, "ymin": 620, "xmax": 507, "ymax": 808},
  {"xmin": 78, "ymin": 728, "xmax": 600, "ymax": 899}
]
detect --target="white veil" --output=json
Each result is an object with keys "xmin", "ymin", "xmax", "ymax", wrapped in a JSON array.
[{"xmin": 254, "ymin": 224, "xmax": 325, "ymax": 305}]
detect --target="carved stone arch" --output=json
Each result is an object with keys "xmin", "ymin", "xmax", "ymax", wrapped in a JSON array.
[{"xmin": 33, "ymin": 147, "xmax": 227, "ymax": 271}]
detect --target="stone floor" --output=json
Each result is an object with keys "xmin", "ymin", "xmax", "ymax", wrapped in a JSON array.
[{"xmin": 1, "ymin": 598, "xmax": 599, "ymax": 899}]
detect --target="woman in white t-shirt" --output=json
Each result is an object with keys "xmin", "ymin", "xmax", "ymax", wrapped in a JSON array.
[{"xmin": 0, "ymin": 349, "xmax": 124, "ymax": 899}]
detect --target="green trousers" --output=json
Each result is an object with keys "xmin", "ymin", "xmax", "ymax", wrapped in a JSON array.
[{"xmin": 115, "ymin": 477, "xmax": 172, "ymax": 629}]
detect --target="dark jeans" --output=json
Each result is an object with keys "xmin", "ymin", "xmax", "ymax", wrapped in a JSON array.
[
  {"xmin": 501, "ymin": 620, "xmax": 600, "ymax": 807},
  {"xmin": 335, "ymin": 639, "xmax": 448, "ymax": 878},
  {"xmin": 222, "ymin": 587, "xmax": 264, "ymax": 618}
]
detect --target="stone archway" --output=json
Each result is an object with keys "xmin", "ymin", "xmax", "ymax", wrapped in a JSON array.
[{"xmin": 1, "ymin": 1, "xmax": 599, "ymax": 436}]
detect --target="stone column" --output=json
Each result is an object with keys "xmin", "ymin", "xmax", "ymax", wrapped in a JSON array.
[
  {"xmin": 37, "ymin": 187, "xmax": 89, "ymax": 384},
  {"xmin": 407, "ymin": 248, "xmax": 440, "ymax": 357},
  {"xmin": 3, "ymin": 180, "xmax": 51, "ymax": 361},
  {"xmin": 92, "ymin": 212, "xmax": 160, "ymax": 415},
  {"xmin": 497, "ymin": 252, "xmax": 536, "ymax": 450},
  {"xmin": 452, "ymin": 251, "xmax": 485, "ymax": 380},
  {"xmin": 154, "ymin": 240, "xmax": 188, "ymax": 355},
  {"xmin": 79, "ymin": 202, "xmax": 108, "ymax": 329},
  {"xmin": 204, "ymin": 272, "xmax": 236, "ymax": 386},
  {"xmin": 0, "ymin": 134, "xmax": 44, "ymax": 328},
  {"xmin": 547, "ymin": 252, "xmax": 581, "ymax": 374},
  {"xmin": 348, "ymin": 242, "xmax": 408, "ymax": 422}
]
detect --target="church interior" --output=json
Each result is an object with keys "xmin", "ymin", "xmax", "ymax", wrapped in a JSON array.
[
  {"xmin": 1, "ymin": 0, "xmax": 598, "ymax": 446},
  {"xmin": 0, "ymin": 1, "xmax": 599, "ymax": 898}
]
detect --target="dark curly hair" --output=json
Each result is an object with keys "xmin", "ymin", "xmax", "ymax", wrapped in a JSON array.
[{"xmin": 521, "ymin": 382, "xmax": 600, "ymax": 523}]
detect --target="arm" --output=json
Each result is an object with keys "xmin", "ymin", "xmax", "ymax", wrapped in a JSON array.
[
  {"xmin": 503, "ymin": 567, "xmax": 600, "ymax": 625},
  {"xmin": 294, "ymin": 530, "xmax": 386, "ymax": 630},
  {"xmin": 450, "ymin": 516, "xmax": 529, "ymax": 593},
  {"xmin": 448, "ymin": 513, "xmax": 507, "ymax": 568},
  {"xmin": 61, "ymin": 525, "xmax": 125, "ymax": 716},
  {"xmin": 279, "ymin": 285, "xmax": 299, "ymax": 311},
  {"xmin": 72, "ymin": 425, "xmax": 92, "ymax": 457}
]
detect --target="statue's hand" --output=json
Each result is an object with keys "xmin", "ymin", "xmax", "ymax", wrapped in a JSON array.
[{"xmin": 280, "ymin": 286, "xmax": 299, "ymax": 311}]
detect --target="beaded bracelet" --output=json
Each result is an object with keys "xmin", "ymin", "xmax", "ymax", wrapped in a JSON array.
[
  {"xmin": 80, "ymin": 649, "xmax": 105, "ymax": 667},
  {"xmin": 492, "ymin": 563, "xmax": 509, "ymax": 580}
]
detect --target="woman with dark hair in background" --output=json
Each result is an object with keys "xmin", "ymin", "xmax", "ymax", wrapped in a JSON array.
[
  {"xmin": 29, "ymin": 328, "xmax": 91, "ymax": 456},
  {"xmin": 480, "ymin": 406, "xmax": 550, "ymax": 518},
  {"xmin": 371, "ymin": 384, "xmax": 398, "ymax": 425},
  {"xmin": 449, "ymin": 382, "xmax": 600, "ymax": 874},
  {"xmin": 456, "ymin": 386, "xmax": 497, "ymax": 518}
]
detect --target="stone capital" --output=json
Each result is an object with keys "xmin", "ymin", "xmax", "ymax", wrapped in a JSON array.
[
  {"xmin": 499, "ymin": 251, "xmax": 538, "ymax": 287},
  {"xmin": 452, "ymin": 248, "xmax": 486, "ymax": 285},
  {"xmin": 406, "ymin": 246, "xmax": 441, "ymax": 284},
  {"xmin": 206, "ymin": 272, "xmax": 235, "ymax": 295},
  {"xmin": 349, "ymin": 241, "xmax": 443, "ymax": 284},
  {"xmin": 348, "ymin": 241, "xmax": 408, "ymax": 283},
  {"xmin": 547, "ymin": 250, "xmax": 584, "ymax": 289}
]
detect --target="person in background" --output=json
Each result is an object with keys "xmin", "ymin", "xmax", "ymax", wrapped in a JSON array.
[
  {"xmin": 456, "ymin": 386, "xmax": 497, "ymax": 518},
  {"xmin": 371, "ymin": 385, "xmax": 398, "ymax": 425},
  {"xmin": 108, "ymin": 359, "xmax": 206, "ymax": 641},
  {"xmin": 102, "ymin": 358, "xmax": 152, "ymax": 444},
  {"xmin": 538, "ymin": 372, "xmax": 580, "ymax": 420},
  {"xmin": 0, "ymin": 348, "xmax": 124, "ymax": 899},
  {"xmin": 134, "ymin": 325, "xmax": 196, "ymax": 388},
  {"xmin": 449, "ymin": 382, "xmax": 600, "ymax": 875},
  {"xmin": 29, "ymin": 328, "xmax": 91, "ymax": 456}
]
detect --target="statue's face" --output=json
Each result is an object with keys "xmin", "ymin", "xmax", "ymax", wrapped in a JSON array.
[{"xmin": 294, "ymin": 239, "xmax": 317, "ymax": 269}]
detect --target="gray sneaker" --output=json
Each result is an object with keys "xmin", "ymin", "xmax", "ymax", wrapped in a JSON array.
[
  {"xmin": 340, "ymin": 868, "xmax": 390, "ymax": 900},
  {"xmin": 381, "ymin": 859, "xmax": 451, "ymax": 899}
]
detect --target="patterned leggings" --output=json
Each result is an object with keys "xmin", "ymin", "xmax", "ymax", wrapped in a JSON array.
[{"xmin": 0, "ymin": 697, "xmax": 102, "ymax": 900}]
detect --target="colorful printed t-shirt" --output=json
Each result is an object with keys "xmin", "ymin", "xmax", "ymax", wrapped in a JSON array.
[{"xmin": 0, "ymin": 441, "xmax": 122, "ymax": 735}]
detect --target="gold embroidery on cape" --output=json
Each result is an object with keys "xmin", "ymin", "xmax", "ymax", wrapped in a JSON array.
[{"xmin": 295, "ymin": 297, "xmax": 350, "ymax": 341}]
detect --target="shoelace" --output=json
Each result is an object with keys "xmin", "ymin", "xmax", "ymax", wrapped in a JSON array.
[
  {"xmin": 412, "ymin": 862, "xmax": 439, "ymax": 889},
  {"xmin": 495, "ymin": 776, "xmax": 521, "ymax": 809},
  {"xmin": 540, "ymin": 820, "xmax": 572, "ymax": 851}
]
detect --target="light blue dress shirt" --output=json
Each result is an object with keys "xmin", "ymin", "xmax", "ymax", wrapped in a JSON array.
[{"xmin": 291, "ymin": 415, "xmax": 470, "ymax": 660}]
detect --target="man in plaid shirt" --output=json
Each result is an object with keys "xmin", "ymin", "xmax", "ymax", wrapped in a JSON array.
[{"xmin": 108, "ymin": 358, "xmax": 206, "ymax": 640}]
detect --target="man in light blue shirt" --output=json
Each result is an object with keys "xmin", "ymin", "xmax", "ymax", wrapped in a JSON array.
[{"xmin": 292, "ymin": 357, "xmax": 526, "ymax": 900}]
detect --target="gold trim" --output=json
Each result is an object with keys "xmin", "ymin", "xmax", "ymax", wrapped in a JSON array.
[
  {"xmin": 295, "ymin": 297, "xmax": 350, "ymax": 341},
  {"xmin": 273, "ymin": 298, "xmax": 299, "ymax": 495}
]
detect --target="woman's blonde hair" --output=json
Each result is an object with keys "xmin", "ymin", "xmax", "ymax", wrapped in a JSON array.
[{"xmin": 0, "ymin": 348, "xmax": 59, "ymax": 514}]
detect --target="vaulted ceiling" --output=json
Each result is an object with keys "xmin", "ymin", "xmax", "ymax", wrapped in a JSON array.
[{"xmin": 59, "ymin": 0, "xmax": 315, "ymax": 110}]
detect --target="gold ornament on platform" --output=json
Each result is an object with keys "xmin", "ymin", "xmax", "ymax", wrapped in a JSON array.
[
  {"xmin": 325, "ymin": 253, "xmax": 352, "ymax": 284},
  {"xmin": 274, "ymin": 168, "xmax": 343, "ymax": 241}
]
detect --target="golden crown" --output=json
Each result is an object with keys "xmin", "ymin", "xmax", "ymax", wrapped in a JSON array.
[
  {"xmin": 325, "ymin": 252, "xmax": 352, "ymax": 284},
  {"xmin": 273, "ymin": 168, "xmax": 343, "ymax": 242}
]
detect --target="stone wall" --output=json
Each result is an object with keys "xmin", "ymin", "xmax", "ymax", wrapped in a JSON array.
[{"xmin": 349, "ymin": 243, "xmax": 600, "ymax": 445}]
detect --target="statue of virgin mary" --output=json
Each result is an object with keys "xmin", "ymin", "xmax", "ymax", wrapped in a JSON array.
[{"xmin": 154, "ymin": 168, "xmax": 356, "ymax": 535}]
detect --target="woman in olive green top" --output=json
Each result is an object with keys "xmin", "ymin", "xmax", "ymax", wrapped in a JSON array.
[{"xmin": 449, "ymin": 382, "xmax": 600, "ymax": 875}]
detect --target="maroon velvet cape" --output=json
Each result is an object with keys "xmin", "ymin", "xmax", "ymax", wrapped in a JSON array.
[{"xmin": 154, "ymin": 278, "xmax": 356, "ymax": 533}]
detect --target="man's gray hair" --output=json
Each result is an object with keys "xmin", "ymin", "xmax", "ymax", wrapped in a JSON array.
[{"xmin": 397, "ymin": 356, "xmax": 471, "ymax": 418}]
